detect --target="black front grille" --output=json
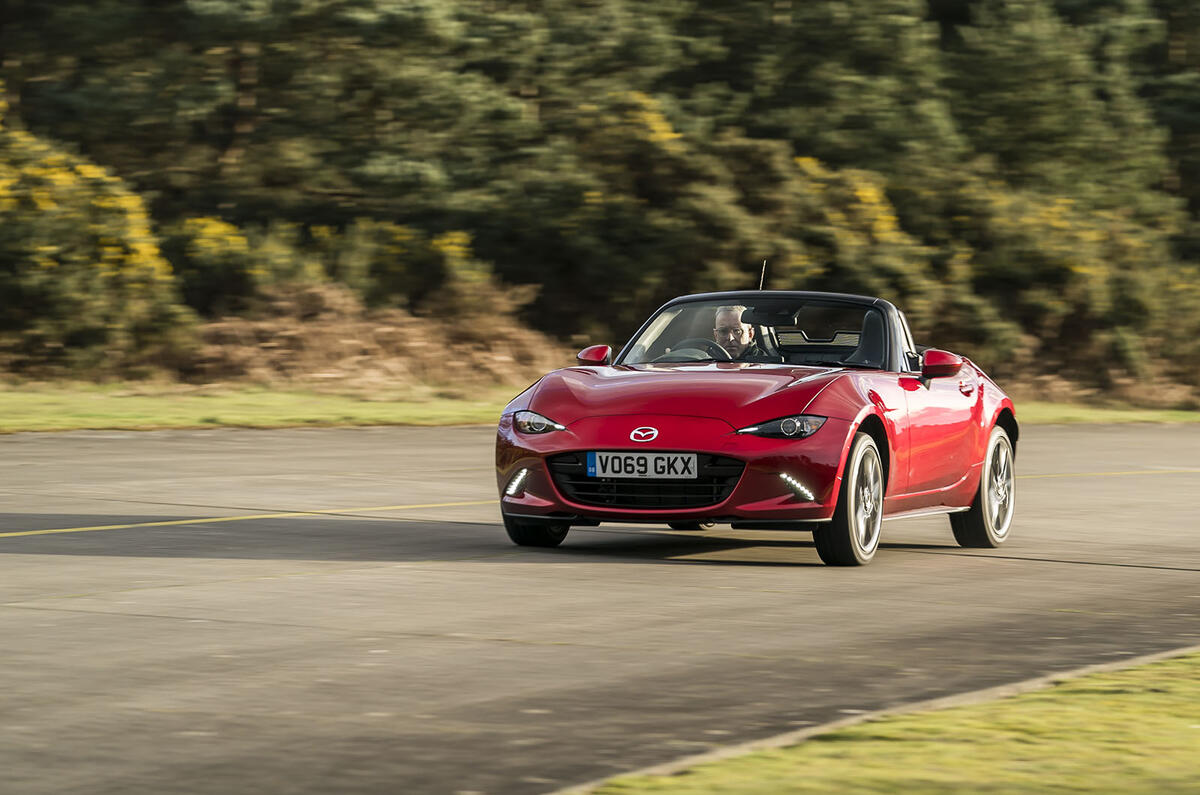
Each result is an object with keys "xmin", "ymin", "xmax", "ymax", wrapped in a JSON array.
[{"xmin": 548, "ymin": 452, "xmax": 744, "ymax": 509}]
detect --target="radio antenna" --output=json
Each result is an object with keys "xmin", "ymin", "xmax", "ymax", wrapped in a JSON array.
[{"xmin": 759, "ymin": 260, "xmax": 768, "ymax": 290}]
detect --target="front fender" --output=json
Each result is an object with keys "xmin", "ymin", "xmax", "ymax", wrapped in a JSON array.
[
  {"xmin": 972, "ymin": 363, "xmax": 1018, "ymax": 452},
  {"xmin": 807, "ymin": 374, "xmax": 905, "ymax": 497}
]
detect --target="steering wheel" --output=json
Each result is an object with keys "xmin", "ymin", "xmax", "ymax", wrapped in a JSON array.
[{"xmin": 671, "ymin": 337, "xmax": 732, "ymax": 361}]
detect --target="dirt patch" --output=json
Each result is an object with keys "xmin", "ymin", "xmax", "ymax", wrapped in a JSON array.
[{"xmin": 189, "ymin": 284, "xmax": 571, "ymax": 396}]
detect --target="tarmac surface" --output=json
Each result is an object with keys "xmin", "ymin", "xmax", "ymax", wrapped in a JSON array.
[{"xmin": 1, "ymin": 424, "xmax": 1198, "ymax": 794}]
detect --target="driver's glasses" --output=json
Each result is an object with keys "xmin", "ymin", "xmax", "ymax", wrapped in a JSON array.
[{"xmin": 714, "ymin": 326, "xmax": 748, "ymax": 339}]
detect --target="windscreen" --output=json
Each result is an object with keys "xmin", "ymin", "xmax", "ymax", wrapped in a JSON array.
[{"xmin": 620, "ymin": 299, "xmax": 888, "ymax": 369}]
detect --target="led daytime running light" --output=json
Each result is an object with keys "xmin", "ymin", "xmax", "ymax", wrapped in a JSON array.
[
  {"xmin": 779, "ymin": 472, "xmax": 815, "ymax": 502},
  {"xmin": 505, "ymin": 468, "xmax": 529, "ymax": 497}
]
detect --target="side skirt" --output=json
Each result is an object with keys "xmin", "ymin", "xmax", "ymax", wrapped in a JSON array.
[{"xmin": 882, "ymin": 506, "xmax": 969, "ymax": 522}]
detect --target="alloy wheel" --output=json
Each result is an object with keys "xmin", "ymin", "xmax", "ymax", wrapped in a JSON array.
[
  {"xmin": 853, "ymin": 447, "xmax": 883, "ymax": 554},
  {"xmin": 985, "ymin": 437, "xmax": 1014, "ymax": 537}
]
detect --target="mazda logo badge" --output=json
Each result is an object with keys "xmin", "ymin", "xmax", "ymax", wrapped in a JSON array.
[{"xmin": 630, "ymin": 426, "xmax": 659, "ymax": 443}]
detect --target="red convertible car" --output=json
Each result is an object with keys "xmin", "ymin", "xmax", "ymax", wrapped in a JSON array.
[{"xmin": 495, "ymin": 291, "xmax": 1017, "ymax": 565}]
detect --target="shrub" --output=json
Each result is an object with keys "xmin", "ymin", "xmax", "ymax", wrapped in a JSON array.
[
  {"xmin": 163, "ymin": 217, "xmax": 327, "ymax": 316},
  {"xmin": 0, "ymin": 90, "xmax": 195, "ymax": 375}
]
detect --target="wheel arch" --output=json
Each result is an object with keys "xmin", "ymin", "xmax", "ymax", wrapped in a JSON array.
[
  {"xmin": 994, "ymin": 406, "xmax": 1019, "ymax": 456},
  {"xmin": 805, "ymin": 374, "xmax": 894, "ymax": 501},
  {"xmin": 853, "ymin": 412, "xmax": 891, "ymax": 493}
]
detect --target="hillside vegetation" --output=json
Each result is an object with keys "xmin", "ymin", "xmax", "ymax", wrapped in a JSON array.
[{"xmin": 2, "ymin": 1, "xmax": 1200, "ymax": 402}]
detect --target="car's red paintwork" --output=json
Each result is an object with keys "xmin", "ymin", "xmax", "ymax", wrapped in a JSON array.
[
  {"xmin": 495, "ymin": 293, "xmax": 1017, "ymax": 530},
  {"xmin": 920, "ymin": 348, "xmax": 964, "ymax": 379},
  {"xmin": 575, "ymin": 344, "xmax": 613, "ymax": 365}
]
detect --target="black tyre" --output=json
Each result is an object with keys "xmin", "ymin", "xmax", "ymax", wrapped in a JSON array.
[
  {"xmin": 951, "ymin": 426, "xmax": 1015, "ymax": 548},
  {"xmin": 814, "ymin": 433, "xmax": 884, "ymax": 566},
  {"xmin": 503, "ymin": 514, "xmax": 569, "ymax": 547}
]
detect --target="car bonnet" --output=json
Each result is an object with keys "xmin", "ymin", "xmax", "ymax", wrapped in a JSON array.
[{"xmin": 531, "ymin": 363, "xmax": 843, "ymax": 428}]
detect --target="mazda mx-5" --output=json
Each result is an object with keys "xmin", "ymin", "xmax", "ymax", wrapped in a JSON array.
[{"xmin": 495, "ymin": 291, "xmax": 1017, "ymax": 565}]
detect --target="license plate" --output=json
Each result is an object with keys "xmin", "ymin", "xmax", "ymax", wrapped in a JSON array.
[{"xmin": 586, "ymin": 452, "xmax": 698, "ymax": 479}]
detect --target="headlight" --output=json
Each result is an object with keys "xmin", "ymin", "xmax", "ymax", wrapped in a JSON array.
[
  {"xmin": 736, "ymin": 415, "xmax": 826, "ymax": 439},
  {"xmin": 513, "ymin": 410, "xmax": 567, "ymax": 434}
]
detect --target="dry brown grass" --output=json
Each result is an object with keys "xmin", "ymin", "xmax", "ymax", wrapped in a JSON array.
[
  {"xmin": 188, "ymin": 283, "xmax": 572, "ymax": 396},
  {"xmin": 1002, "ymin": 373, "xmax": 1199, "ymax": 411}
]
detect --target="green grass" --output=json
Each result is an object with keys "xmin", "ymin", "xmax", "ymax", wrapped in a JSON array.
[
  {"xmin": 0, "ymin": 385, "xmax": 1195, "ymax": 433},
  {"xmin": 1019, "ymin": 401, "xmax": 1200, "ymax": 424},
  {"xmin": 595, "ymin": 651, "xmax": 1200, "ymax": 794},
  {"xmin": 0, "ymin": 383, "xmax": 519, "ymax": 432}
]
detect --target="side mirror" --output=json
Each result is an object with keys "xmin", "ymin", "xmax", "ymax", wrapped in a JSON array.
[
  {"xmin": 576, "ymin": 344, "xmax": 612, "ymax": 365},
  {"xmin": 921, "ymin": 349, "xmax": 963, "ymax": 379}
]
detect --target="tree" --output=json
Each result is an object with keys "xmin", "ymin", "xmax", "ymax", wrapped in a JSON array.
[{"xmin": 948, "ymin": 0, "xmax": 1173, "ymax": 211}]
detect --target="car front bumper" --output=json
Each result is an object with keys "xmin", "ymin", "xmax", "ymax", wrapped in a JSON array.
[{"xmin": 496, "ymin": 413, "xmax": 849, "ymax": 526}]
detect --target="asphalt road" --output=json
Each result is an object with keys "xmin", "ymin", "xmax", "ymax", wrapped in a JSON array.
[{"xmin": 1, "ymin": 424, "xmax": 1198, "ymax": 794}]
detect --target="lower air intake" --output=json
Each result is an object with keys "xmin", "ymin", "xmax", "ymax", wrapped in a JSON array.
[{"xmin": 547, "ymin": 452, "xmax": 744, "ymax": 509}]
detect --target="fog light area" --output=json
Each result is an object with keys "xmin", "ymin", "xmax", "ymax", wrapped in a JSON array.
[
  {"xmin": 504, "ymin": 468, "xmax": 530, "ymax": 497},
  {"xmin": 779, "ymin": 472, "xmax": 814, "ymax": 502}
]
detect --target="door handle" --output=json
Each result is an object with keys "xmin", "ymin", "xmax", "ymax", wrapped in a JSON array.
[{"xmin": 959, "ymin": 380, "xmax": 975, "ymax": 396}]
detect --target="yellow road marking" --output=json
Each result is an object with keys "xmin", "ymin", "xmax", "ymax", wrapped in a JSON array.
[
  {"xmin": 3, "ymin": 467, "xmax": 1198, "ymax": 539},
  {"xmin": 0, "ymin": 499, "xmax": 499, "ymax": 539}
]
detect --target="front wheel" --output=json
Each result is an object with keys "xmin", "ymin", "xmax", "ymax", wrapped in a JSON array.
[
  {"xmin": 950, "ymin": 426, "xmax": 1015, "ymax": 548},
  {"xmin": 503, "ymin": 515, "xmax": 569, "ymax": 548},
  {"xmin": 814, "ymin": 433, "xmax": 884, "ymax": 566}
]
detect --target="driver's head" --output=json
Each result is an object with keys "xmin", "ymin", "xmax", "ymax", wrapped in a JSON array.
[{"xmin": 713, "ymin": 306, "xmax": 754, "ymax": 358}]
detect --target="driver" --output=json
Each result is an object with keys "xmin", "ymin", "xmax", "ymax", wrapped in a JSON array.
[{"xmin": 713, "ymin": 305, "xmax": 766, "ymax": 360}]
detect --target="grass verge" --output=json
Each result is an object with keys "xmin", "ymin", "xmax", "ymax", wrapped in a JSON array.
[
  {"xmin": 1018, "ymin": 401, "xmax": 1200, "ymax": 424},
  {"xmin": 0, "ymin": 383, "xmax": 520, "ymax": 432},
  {"xmin": 0, "ymin": 386, "xmax": 1196, "ymax": 433},
  {"xmin": 594, "ymin": 650, "xmax": 1200, "ymax": 794}
]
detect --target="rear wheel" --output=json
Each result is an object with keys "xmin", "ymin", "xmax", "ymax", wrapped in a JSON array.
[
  {"xmin": 951, "ymin": 426, "xmax": 1015, "ymax": 548},
  {"xmin": 503, "ymin": 515, "xmax": 569, "ymax": 547},
  {"xmin": 814, "ymin": 433, "xmax": 884, "ymax": 566}
]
